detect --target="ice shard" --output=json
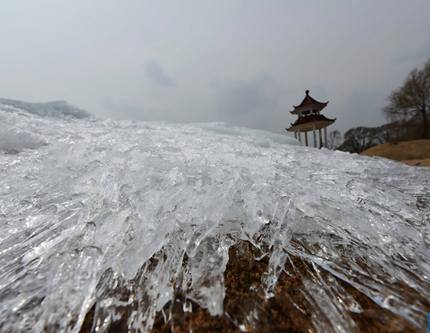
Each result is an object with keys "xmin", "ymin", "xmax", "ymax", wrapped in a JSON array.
[{"xmin": 0, "ymin": 102, "xmax": 429, "ymax": 332}]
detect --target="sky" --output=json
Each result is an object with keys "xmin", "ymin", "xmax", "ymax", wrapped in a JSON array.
[{"xmin": 0, "ymin": 1, "xmax": 429, "ymax": 135}]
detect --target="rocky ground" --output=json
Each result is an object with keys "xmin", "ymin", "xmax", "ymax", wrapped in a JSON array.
[{"xmin": 80, "ymin": 241, "xmax": 429, "ymax": 333}]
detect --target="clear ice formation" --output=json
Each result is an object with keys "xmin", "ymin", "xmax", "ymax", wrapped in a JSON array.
[{"xmin": 0, "ymin": 102, "xmax": 429, "ymax": 333}]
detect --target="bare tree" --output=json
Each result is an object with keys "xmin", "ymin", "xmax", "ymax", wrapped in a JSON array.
[{"xmin": 384, "ymin": 59, "xmax": 430, "ymax": 138}]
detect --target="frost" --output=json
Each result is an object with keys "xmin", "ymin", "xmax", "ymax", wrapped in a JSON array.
[{"xmin": 0, "ymin": 105, "xmax": 429, "ymax": 332}]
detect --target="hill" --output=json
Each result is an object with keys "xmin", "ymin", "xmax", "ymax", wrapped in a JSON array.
[
  {"xmin": 0, "ymin": 98, "xmax": 90, "ymax": 119},
  {"xmin": 338, "ymin": 116, "xmax": 424, "ymax": 153},
  {"xmin": 361, "ymin": 140, "xmax": 430, "ymax": 167}
]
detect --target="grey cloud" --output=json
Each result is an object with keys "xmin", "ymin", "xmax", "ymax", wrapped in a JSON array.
[
  {"xmin": 1, "ymin": 1, "xmax": 429, "ymax": 135},
  {"xmin": 143, "ymin": 60, "xmax": 173, "ymax": 87},
  {"xmin": 392, "ymin": 39, "xmax": 430, "ymax": 65},
  {"xmin": 99, "ymin": 97, "xmax": 148, "ymax": 120},
  {"xmin": 212, "ymin": 76, "xmax": 276, "ymax": 116},
  {"xmin": 208, "ymin": 75, "xmax": 292, "ymax": 132},
  {"xmin": 334, "ymin": 90, "xmax": 386, "ymax": 132}
]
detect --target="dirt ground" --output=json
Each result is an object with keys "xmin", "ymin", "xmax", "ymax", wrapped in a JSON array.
[
  {"xmin": 80, "ymin": 241, "xmax": 429, "ymax": 333},
  {"xmin": 361, "ymin": 140, "xmax": 430, "ymax": 167}
]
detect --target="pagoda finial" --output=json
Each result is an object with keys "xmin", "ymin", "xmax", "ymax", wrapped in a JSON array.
[{"xmin": 305, "ymin": 90, "xmax": 310, "ymax": 96}]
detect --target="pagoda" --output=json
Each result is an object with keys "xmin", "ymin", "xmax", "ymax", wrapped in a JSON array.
[{"xmin": 286, "ymin": 90, "xmax": 335, "ymax": 148}]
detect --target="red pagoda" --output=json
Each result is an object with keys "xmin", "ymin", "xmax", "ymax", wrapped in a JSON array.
[{"xmin": 286, "ymin": 90, "xmax": 335, "ymax": 148}]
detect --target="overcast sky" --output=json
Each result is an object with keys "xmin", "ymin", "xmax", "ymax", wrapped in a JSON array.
[{"xmin": 1, "ymin": 1, "xmax": 429, "ymax": 134}]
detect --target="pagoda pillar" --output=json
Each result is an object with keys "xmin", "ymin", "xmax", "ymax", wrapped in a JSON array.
[
  {"xmin": 324, "ymin": 127, "xmax": 328, "ymax": 148},
  {"xmin": 318, "ymin": 129, "xmax": 323, "ymax": 148},
  {"xmin": 304, "ymin": 132, "xmax": 308, "ymax": 146},
  {"xmin": 312, "ymin": 127, "xmax": 317, "ymax": 147}
]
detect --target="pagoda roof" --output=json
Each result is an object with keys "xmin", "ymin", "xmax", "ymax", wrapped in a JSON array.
[
  {"xmin": 290, "ymin": 90, "xmax": 328, "ymax": 114},
  {"xmin": 286, "ymin": 114, "xmax": 335, "ymax": 132}
]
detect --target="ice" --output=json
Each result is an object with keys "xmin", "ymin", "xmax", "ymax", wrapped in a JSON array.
[
  {"xmin": 0, "ymin": 103, "xmax": 429, "ymax": 332},
  {"xmin": 0, "ymin": 125, "xmax": 46, "ymax": 153}
]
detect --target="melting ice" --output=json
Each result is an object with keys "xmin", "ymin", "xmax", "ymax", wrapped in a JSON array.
[{"xmin": 0, "ymin": 102, "xmax": 429, "ymax": 332}]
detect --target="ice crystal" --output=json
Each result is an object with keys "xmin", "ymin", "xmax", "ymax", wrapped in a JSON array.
[{"xmin": 0, "ymin": 102, "xmax": 429, "ymax": 332}]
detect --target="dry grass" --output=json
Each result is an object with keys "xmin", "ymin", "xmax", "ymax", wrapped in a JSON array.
[{"xmin": 361, "ymin": 140, "xmax": 430, "ymax": 166}]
